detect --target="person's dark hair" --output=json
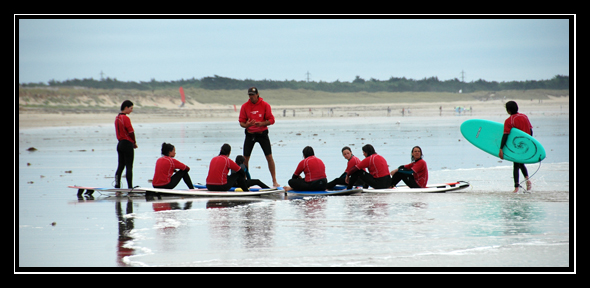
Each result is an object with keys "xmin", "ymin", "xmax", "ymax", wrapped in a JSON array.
[
  {"xmin": 235, "ymin": 155, "xmax": 245, "ymax": 165},
  {"xmin": 302, "ymin": 146, "xmax": 315, "ymax": 158},
  {"xmin": 121, "ymin": 100, "xmax": 133, "ymax": 111},
  {"xmin": 342, "ymin": 146, "xmax": 352, "ymax": 153},
  {"xmin": 411, "ymin": 146, "xmax": 423, "ymax": 162},
  {"xmin": 505, "ymin": 101, "xmax": 519, "ymax": 114},
  {"xmin": 362, "ymin": 144, "xmax": 376, "ymax": 156},
  {"xmin": 219, "ymin": 143, "xmax": 231, "ymax": 156},
  {"xmin": 161, "ymin": 142, "xmax": 174, "ymax": 156}
]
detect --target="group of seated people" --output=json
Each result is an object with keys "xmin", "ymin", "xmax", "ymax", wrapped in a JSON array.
[{"xmin": 152, "ymin": 142, "xmax": 428, "ymax": 192}]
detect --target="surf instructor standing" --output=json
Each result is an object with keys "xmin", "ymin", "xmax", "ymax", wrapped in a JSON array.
[{"xmin": 239, "ymin": 87, "xmax": 279, "ymax": 187}]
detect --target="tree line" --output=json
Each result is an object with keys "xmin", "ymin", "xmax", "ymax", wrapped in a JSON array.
[{"xmin": 20, "ymin": 74, "xmax": 569, "ymax": 93}]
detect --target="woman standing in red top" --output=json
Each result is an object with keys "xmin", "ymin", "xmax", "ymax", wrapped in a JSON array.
[
  {"xmin": 114, "ymin": 100, "xmax": 137, "ymax": 189},
  {"xmin": 152, "ymin": 143, "xmax": 194, "ymax": 189},
  {"xmin": 346, "ymin": 144, "xmax": 391, "ymax": 189},
  {"xmin": 499, "ymin": 101, "xmax": 533, "ymax": 192},
  {"xmin": 326, "ymin": 146, "xmax": 366, "ymax": 190},
  {"xmin": 206, "ymin": 143, "xmax": 249, "ymax": 192},
  {"xmin": 284, "ymin": 146, "xmax": 327, "ymax": 191},
  {"xmin": 390, "ymin": 146, "xmax": 428, "ymax": 188}
]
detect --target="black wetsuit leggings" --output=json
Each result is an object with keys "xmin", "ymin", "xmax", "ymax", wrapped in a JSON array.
[
  {"xmin": 513, "ymin": 163, "xmax": 529, "ymax": 188},
  {"xmin": 115, "ymin": 140, "xmax": 134, "ymax": 188},
  {"xmin": 347, "ymin": 170, "xmax": 391, "ymax": 189},
  {"xmin": 390, "ymin": 171, "xmax": 420, "ymax": 188},
  {"xmin": 207, "ymin": 170, "xmax": 249, "ymax": 192},
  {"xmin": 288, "ymin": 177, "xmax": 328, "ymax": 191},
  {"xmin": 326, "ymin": 172, "xmax": 366, "ymax": 190},
  {"xmin": 153, "ymin": 169, "xmax": 194, "ymax": 190}
]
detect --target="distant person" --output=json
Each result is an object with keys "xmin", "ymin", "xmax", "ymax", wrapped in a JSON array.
[
  {"xmin": 499, "ymin": 101, "xmax": 533, "ymax": 192},
  {"xmin": 346, "ymin": 144, "xmax": 391, "ymax": 190},
  {"xmin": 390, "ymin": 146, "xmax": 428, "ymax": 188},
  {"xmin": 239, "ymin": 87, "xmax": 279, "ymax": 187},
  {"xmin": 232, "ymin": 155, "xmax": 270, "ymax": 189},
  {"xmin": 326, "ymin": 146, "xmax": 366, "ymax": 190},
  {"xmin": 206, "ymin": 143, "xmax": 249, "ymax": 192},
  {"xmin": 152, "ymin": 143, "xmax": 194, "ymax": 189},
  {"xmin": 284, "ymin": 146, "xmax": 327, "ymax": 191},
  {"xmin": 114, "ymin": 100, "xmax": 137, "ymax": 189}
]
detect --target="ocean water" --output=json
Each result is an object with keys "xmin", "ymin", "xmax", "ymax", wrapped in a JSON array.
[{"xmin": 17, "ymin": 114, "xmax": 571, "ymax": 270}]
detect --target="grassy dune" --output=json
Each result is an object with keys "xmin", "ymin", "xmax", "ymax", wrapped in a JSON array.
[{"xmin": 19, "ymin": 86, "xmax": 569, "ymax": 109}]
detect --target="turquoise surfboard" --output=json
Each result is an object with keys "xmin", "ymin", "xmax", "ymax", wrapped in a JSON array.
[{"xmin": 460, "ymin": 119, "xmax": 546, "ymax": 164}]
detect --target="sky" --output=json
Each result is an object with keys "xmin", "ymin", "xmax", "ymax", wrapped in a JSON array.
[{"xmin": 17, "ymin": 17, "xmax": 572, "ymax": 84}]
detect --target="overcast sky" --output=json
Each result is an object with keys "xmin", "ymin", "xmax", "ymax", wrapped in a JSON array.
[{"xmin": 17, "ymin": 17, "xmax": 572, "ymax": 84}]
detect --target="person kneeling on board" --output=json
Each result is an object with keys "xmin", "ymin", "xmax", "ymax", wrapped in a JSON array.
[
  {"xmin": 152, "ymin": 143, "xmax": 195, "ymax": 189},
  {"xmin": 206, "ymin": 144, "xmax": 249, "ymax": 192},
  {"xmin": 390, "ymin": 146, "xmax": 428, "ymax": 188},
  {"xmin": 283, "ymin": 146, "xmax": 327, "ymax": 192}
]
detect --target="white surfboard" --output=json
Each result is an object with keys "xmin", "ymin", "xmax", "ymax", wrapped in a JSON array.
[
  {"xmin": 141, "ymin": 187, "xmax": 283, "ymax": 197},
  {"xmin": 363, "ymin": 181, "xmax": 470, "ymax": 193}
]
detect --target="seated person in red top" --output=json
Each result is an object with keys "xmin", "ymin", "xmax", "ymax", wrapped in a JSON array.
[
  {"xmin": 152, "ymin": 143, "xmax": 194, "ymax": 189},
  {"xmin": 390, "ymin": 146, "xmax": 428, "ymax": 188},
  {"xmin": 283, "ymin": 146, "xmax": 327, "ymax": 191},
  {"xmin": 206, "ymin": 143, "xmax": 249, "ymax": 192},
  {"xmin": 326, "ymin": 146, "xmax": 367, "ymax": 190},
  {"xmin": 346, "ymin": 144, "xmax": 391, "ymax": 189}
]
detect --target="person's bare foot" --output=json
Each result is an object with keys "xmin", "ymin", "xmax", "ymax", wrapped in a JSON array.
[{"xmin": 526, "ymin": 180, "xmax": 532, "ymax": 191}]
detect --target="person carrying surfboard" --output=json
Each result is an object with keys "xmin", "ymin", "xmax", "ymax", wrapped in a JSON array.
[
  {"xmin": 206, "ymin": 143, "xmax": 249, "ymax": 192},
  {"xmin": 390, "ymin": 146, "xmax": 428, "ymax": 188},
  {"xmin": 114, "ymin": 100, "xmax": 137, "ymax": 189},
  {"xmin": 499, "ymin": 101, "xmax": 533, "ymax": 192},
  {"xmin": 346, "ymin": 144, "xmax": 391, "ymax": 190},
  {"xmin": 283, "ymin": 146, "xmax": 328, "ymax": 192},
  {"xmin": 239, "ymin": 87, "xmax": 279, "ymax": 187}
]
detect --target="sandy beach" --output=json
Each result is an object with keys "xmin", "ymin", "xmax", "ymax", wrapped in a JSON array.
[
  {"xmin": 18, "ymin": 90, "xmax": 571, "ymax": 269},
  {"xmin": 18, "ymin": 95, "xmax": 570, "ymax": 129}
]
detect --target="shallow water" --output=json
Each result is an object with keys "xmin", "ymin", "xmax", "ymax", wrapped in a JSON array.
[{"xmin": 17, "ymin": 114, "xmax": 571, "ymax": 270}]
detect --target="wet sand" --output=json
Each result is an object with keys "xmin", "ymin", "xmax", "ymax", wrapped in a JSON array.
[{"xmin": 18, "ymin": 96, "xmax": 570, "ymax": 129}]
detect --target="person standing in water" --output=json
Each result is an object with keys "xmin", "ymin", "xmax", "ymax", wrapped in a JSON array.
[
  {"xmin": 499, "ymin": 101, "xmax": 533, "ymax": 193},
  {"xmin": 114, "ymin": 100, "xmax": 137, "ymax": 189},
  {"xmin": 239, "ymin": 87, "xmax": 279, "ymax": 187}
]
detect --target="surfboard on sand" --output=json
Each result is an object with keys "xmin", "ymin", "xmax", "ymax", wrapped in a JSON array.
[
  {"xmin": 460, "ymin": 119, "xmax": 546, "ymax": 164},
  {"xmin": 286, "ymin": 188, "xmax": 363, "ymax": 196},
  {"xmin": 141, "ymin": 187, "xmax": 282, "ymax": 197},
  {"xmin": 363, "ymin": 181, "xmax": 470, "ymax": 193},
  {"xmin": 68, "ymin": 185, "xmax": 147, "ymax": 196}
]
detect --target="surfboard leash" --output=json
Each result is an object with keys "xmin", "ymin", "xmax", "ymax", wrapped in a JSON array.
[{"xmin": 518, "ymin": 160, "xmax": 542, "ymax": 193}]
